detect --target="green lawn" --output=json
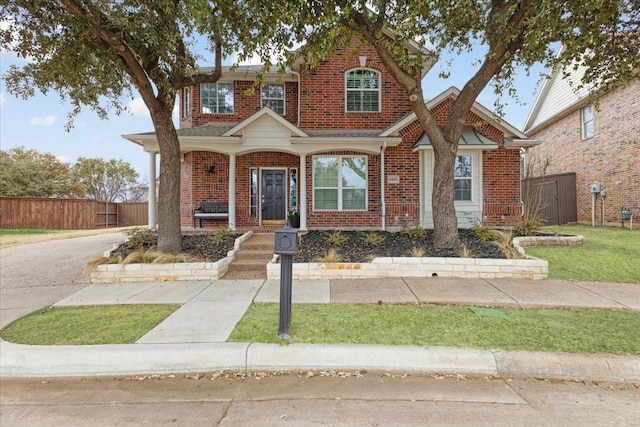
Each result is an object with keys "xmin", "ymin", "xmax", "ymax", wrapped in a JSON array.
[
  {"xmin": 524, "ymin": 225, "xmax": 640, "ymax": 283},
  {"xmin": 0, "ymin": 228, "xmax": 67, "ymax": 236},
  {"xmin": 229, "ymin": 303, "xmax": 640, "ymax": 355},
  {"xmin": 1, "ymin": 305, "xmax": 180, "ymax": 345}
]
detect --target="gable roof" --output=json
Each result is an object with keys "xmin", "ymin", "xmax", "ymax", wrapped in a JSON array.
[
  {"xmin": 524, "ymin": 48, "xmax": 598, "ymax": 134},
  {"xmin": 222, "ymin": 107, "xmax": 308, "ymax": 137},
  {"xmin": 380, "ymin": 87, "xmax": 538, "ymax": 148}
]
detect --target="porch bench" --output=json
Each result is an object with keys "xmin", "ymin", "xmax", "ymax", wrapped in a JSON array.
[{"xmin": 192, "ymin": 201, "xmax": 229, "ymax": 228}]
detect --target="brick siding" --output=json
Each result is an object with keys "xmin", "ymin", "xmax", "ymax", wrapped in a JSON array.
[{"xmin": 527, "ymin": 81, "xmax": 640, "ymax": 224}]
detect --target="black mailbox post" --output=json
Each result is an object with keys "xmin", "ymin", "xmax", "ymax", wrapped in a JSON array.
[{"xmin": 274, "ymin": 226, "xmax": 298, "ymax": 338}]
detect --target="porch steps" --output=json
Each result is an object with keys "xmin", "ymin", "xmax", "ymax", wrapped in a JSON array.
[{"xmin": 222, "ymin": 233, "xmax": 275, "ymax": 279}]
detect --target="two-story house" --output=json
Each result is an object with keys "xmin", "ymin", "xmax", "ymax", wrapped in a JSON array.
[
  {"xmin": 524, "ymin": 61, "xmax": 640, "ymax": 226},
  {"xmin": 124, "ymin": 39, "xmax": 536, "ymax": 231}
]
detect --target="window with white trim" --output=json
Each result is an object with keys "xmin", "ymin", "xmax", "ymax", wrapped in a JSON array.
[
  {"xmin": 261, "ymin": 83, "xmax": 285, "ymax": 115},
  {"xmin": 345, "ymin": 69, "xmax": 380, "ymax": 112},
  {"xmin": 182, "ymin": 87, "xmax": 191, "ymax": 117},
  {"xmin": 201, "ymin": 82, "xmax": 234, "ymax": 114},
  {"xmin": 581, "ymin": 105, "xmax": 594, "ymax": 138},
  {"xmin": 313, "ymin": 156, "xmax": 367, "ymax": 210},
  {"xmin": 454, "ymin": 155, "xmax": 472, "ymax": 201}
]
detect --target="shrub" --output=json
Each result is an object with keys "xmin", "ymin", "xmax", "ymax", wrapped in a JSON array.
[
  {"xmin": 325, "ymin": 230, "xmax": 349, "ymax": 246},
  {"xmin": 123, "ymin": 228, "xmax": 156, "ymax": 250},
  {"xmin": 458, "ymin": 245, "xmax": 474, "ymax": 258},
  {"xmin": 361, "ymin": 232, "xmax": 385, "ymax": 247},
  {"xmin": 83, "ymin": 255, "xmax": 122, "ymax": 275},
  {"xmin": 515, "ymin": 218, "xmax": 543, "ymax": 236},
  {"xmin": 122, "ymin": 249, "xmax": 162, "ymax": 264},
  {"xmin": 400, "ymin": 226, "xmax": 427, "ymax": 240},
  {"xmin": 472, "ymin": 224, "xmax": 497, "ymax": 242},
  {"xmin": 209, "ymin": 228, "xmax": 235, "ymax": 246},
  {"xmin": 491, "ymin": 230, "xmax": 520, "ymax": 259},
  {"xmin": 313, "ymin": 248, "xmax": 343, "ymax": 263},
  {"xmin": 407, "ymin": 245, "xmax": 426, "ymax": 257}
]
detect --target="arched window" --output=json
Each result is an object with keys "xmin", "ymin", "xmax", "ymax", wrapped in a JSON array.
[{"xmin": 345, "ymin": 69, "xmax": 380, "ymax": 112}]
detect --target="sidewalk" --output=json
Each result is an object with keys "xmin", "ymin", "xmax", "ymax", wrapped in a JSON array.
[{"xmin": 1, "ymin": 278, "xmax": 639, "ymax": 381}]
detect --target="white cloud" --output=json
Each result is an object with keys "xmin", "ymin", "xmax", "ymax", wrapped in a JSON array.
[
  {"xmin": 28, "ymin": 115, "xmax": 56, "ymax": 126},
  {"xmin": 126, "ymin": 97, "xmax": 150, "ymax": 117}
]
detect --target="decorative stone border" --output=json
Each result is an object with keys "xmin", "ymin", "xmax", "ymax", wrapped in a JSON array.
[
  {"xmin": 267, "ymin": 256, "xmax": 548, "ymax": 280},
  {"xmin": 90, "ymin": 232, "xmax": 583, "ymax": 283},
  {"xmin": 513, "ymin": 235, "xmax": 584, "ymax": 255},
  {"xmin": 89, "ymin": 232, "xmax": 253, "ymax": 283}
]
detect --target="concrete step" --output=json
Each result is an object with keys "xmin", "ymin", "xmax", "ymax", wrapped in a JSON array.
[{"xmin": 233, "ymin": 250, "xmax": 273, "ymax": 262}]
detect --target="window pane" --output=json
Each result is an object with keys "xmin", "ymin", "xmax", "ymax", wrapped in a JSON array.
[
  {"xmin": 342, "ymin": 189, "xmax": 366, "ymax": 210},
  {"xmin": 342, "ymin": 157, "xmax": 366, "ymax": 187},
  {"xmin": 313, "ymin": 157, "xmax": 338, "ymax": 187},
  {"xmin": 454, "ymin": 155, "xmax": 472, "ymax": 177},
  {"xmin": 454, "ymin": 179, "xmax": 472, "ymax": 201},
  {"xmin": 346, "ymin": 69, "xmax": 380, "ymax": 112},
  {"xmin": 315, "ymin": 189, "xmax": 338, "ymax": 210},
  {"xmin": 202, "ymin": 82, "xmax": 234, "ymax": 114}
]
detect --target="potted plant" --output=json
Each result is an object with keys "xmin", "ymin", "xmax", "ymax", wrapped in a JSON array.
[{"xmin": 287, "ymin": 210, "xmax": 300, "ymax": 228}]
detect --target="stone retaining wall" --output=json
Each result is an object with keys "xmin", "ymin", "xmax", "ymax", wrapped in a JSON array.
[
  {"xmin": 90, "ymin": 232, "xmax": 253, "ymax": 283},
  {"xmin": 267, "ymin": 256, "xmax": 548, "ymax": 280}
]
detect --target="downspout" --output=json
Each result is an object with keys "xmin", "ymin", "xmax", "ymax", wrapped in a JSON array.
[
  {"xmin": 290, "ymin": 70, "xmax": 301, "ymax": 127},
  {"xmin": 381, "ymin": 142, "xmax": 387, "ymax": 231},
  {"xmin": 519, "ymin": 148, "xmax": 526, "ymax": 218}
]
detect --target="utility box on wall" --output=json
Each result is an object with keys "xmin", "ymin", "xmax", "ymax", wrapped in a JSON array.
[{"xmin": 589, "ymin": 183, "xmax": 601, "ymax": 193}]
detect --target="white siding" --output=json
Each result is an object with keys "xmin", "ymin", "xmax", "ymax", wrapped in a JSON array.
[{"xmin": 526, "ymin": 63, "xmax": 594, "ymax": 132}]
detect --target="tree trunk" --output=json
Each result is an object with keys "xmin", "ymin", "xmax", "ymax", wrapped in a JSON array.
[
  {"xmin": 152, "ymin": 109, "xmax": 183, "ymax": 254},
  {"xmin": 431, "ymin": 141, "xmax": 461, "ymax": 249}
]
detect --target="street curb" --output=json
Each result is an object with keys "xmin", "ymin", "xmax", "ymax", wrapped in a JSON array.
[{"xmin": 2, "ymin": 341, "xmax": 639, "ymax": 381}]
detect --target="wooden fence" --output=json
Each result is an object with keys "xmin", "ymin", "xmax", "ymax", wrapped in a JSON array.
[
  {"xmin": 0, "ymin": 197, "xmax": 149, "ymax": 229},
  {"xmin": 522, "ymin": 173, "xmax": 577, "ymax": 225}
]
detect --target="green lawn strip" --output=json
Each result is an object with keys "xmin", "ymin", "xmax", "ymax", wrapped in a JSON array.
[
  {"xmin": 0, "ymin": 228, "xmax": 68, "ymax": 236},
  {"xmin": 1, "ymin": 304, "xmax": 180, "ymax": 345},
  {"xmin": 229, "ymin": 303, "xmax": 640, "ymax": 355},
  {"xmin": 525, "ymin": 225, "xmax": 640, "ymax": 283}
]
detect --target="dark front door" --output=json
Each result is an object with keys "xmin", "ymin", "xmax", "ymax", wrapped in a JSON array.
[{"xmin": 261, "ymin": 169, "xmax": 286, "ymax": 221}]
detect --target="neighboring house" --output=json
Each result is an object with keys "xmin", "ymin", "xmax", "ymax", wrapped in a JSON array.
[
  {"xmin": 124, "ymin": 39, "xmax": 536, "ymax": 231},
  {"xmin": 524, "ymin": 62, "xmax": 640, "ymax": 226}
]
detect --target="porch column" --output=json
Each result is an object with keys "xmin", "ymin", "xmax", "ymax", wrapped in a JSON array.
[
  {"xmin": 147, "ymin": 151, "xmax": 157, "ymax": 230},
  {"xmin": 299, "ymin": 154, "xmax": 307, "ymax": 230},
  {"xmin": 228, "ymin": 153, "xmax": 236, "ymax": 230}
]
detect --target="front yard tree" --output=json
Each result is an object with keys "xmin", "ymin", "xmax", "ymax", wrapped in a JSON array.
[
  {"xmin": 1, "ymin": 0, "xmax": 294, "ymax": 253},
  {"xmin": 295, "ymin": 0, "xmax": 640, "ymax": 249},
  {"xmin": 0, "ymin": 147, "xmax": 85, "ymax": 198},
  {"xmin": 73, "ymin": 157, "xmax": 140, "ymax": 202}
]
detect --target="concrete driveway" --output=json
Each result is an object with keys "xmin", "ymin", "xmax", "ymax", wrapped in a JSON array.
[{"xmin": 0, "ymin": 230, "xmax": 128, "ymax": 328}]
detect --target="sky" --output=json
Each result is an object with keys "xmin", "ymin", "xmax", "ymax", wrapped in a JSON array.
[{"xmin": 0, "ymin": 40, "xmax": 549, "ymax": 180}]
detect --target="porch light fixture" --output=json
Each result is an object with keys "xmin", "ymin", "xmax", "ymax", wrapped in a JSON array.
[{"xmin": 206, "ymin": 165, "xmax": 216, "ymax": 174}]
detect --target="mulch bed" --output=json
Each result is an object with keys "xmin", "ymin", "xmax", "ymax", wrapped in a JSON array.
[
  {"xmin": 110, "ymin": 229, "xmax": 505, "ymax": 263},
  {"xmin": 292, "ymin": 230, "xmax": 505, "ymax": 263}
]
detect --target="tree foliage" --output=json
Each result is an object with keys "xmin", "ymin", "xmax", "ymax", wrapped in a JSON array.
[
  {"xmin": 288, "ymin": 0, "xmax": 640, "ymax": 248},
  {"xmin": 0, "ymin": 147, "xmax": 85, "ymax": 198},
  {"xmin": 1, "ymin": 0, "xmax": 296, "ymax": 253},
  {"xmin": 73, "ymin": 157, "xmax": 145, "ymax": 202}
]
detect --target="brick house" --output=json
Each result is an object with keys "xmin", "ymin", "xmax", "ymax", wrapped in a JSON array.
[
  {"xmin": 524, "ymin": 63, "xmax": 640, "ymax": 225},
  {"xmin": 124, "ymin": 39, "xmax": 536, "ymax": 231}
]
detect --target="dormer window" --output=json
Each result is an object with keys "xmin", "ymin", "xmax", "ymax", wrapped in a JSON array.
[
  {"xmin": 201, "ymin": 82, "xmax": 234, "ymax": 114},
  {"xmin": 345, "ymin": 69, "xmax": 380, "ymax": 112},
  {"xmin": 261, "ymin": 83, "xmax": 285, "ymax": 115}
]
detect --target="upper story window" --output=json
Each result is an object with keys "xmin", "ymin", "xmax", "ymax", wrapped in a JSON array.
[
  {"xmin": 201, "ymin": 82, "xmax": 234, "ymax": 114},
  {"xmin": 182, "ymin": 87, "xmax": 191, "ymax": 118},
  {"xmin": 454, "ymin": 155, "xmax": 472, "ymax": 201},
  {"xmin": 261, "ymin": 83, "xmax": 285, "ymax": 115},
  {"xmin": 581, "ymin": 105, "xmax": 594, "ymax": 139},
  {"xmin": 345, "ymin": 69, "xmax": 380, "ymax": 112}
]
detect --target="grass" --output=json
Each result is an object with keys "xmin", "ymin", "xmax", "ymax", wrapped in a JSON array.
[
  {"xmin": 0, "ymin": 228, "xmax": 67, "ymax": 236},
  {"xmin": 525, "ymin": 225, "xmax": 640, "ymax": 283},
  {"xmin": 1, "ymin": 304, "xmax": 180, "ymax": 345},
  {"xmin": 229, "ymin": 303, "xmax": 640, "ymax": 355}
]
